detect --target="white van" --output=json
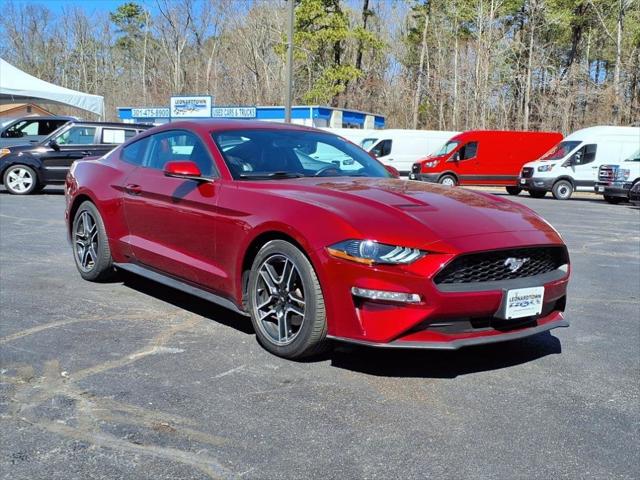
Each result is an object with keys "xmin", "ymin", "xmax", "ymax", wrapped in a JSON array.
[
  {"xmin": 518, "ymin": 126, "xmax": 640, "ymax": 199},
  {"xmin": 320, "ymin": 128, "xmax": 377, "ymax": 147},
  {"xmin": 360, "ymin": 129, "xmax": 460, "ymax": 176}
]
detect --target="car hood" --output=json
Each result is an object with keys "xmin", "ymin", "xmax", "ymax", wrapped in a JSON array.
[
  {"xmin": 251, "ymin": 177, "xmax": 557, "ymax": 248},
  {"xmin": 0, "ymin": 143, "xmax": 42, "ymax": 154}
]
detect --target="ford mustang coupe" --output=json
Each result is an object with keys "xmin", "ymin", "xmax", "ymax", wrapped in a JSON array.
[{"xmin": 65, "ymin": 120, "xmax": 570, "ymax": 359}]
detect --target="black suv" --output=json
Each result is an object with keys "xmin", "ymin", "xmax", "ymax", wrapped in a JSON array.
[{"xmin": 0, "ymin": 121, "xmax": 150, "ymax": 194}]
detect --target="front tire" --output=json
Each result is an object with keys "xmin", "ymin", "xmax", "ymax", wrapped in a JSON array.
[
  {"xmin": 3, "ymin": 165, "xmax": 39, "ymax": 195},
  {"xmin": 506, "ymin": 186, "xmax": 522, "ymax": 195},
  {"xmin": 552, "ymin": 180, "xmax": 574, "ymax": 200},
  {"xmin": 72, "ymin": 201, "xmax": 115, "ymax": 281},
  {"xmin": 248, "ymin": 240, "xmax": 328, "ymax": 359},
  {"xmin": 439, "ymin": 174, "xmax": 457, "ymax": 187},
  {"xmin": 528, "ymin": 189, "xmax": 547, "ymax": 198}
]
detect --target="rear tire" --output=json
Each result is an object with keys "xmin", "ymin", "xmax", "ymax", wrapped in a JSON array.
[
  {"xmin": 72, "ymin": 201, "xmax": 115, "ymax": 282},
  {"xmin": 506, "ymin": 186, "xmax": 522, "ymax": 195},
  {"xmin": 528, "ymin": 189, "xmax": 547, "ymax": 198},
  {"xmin": 604, "ymin": 195, "xmax": 623, "ymax": 204},
  {"xmin": 439, "ymin": 175, "xmax": 457, "ymax": 187},
  {"xmin": 552, "ymin": 180, "xmax": 574, "ymax": 200},
  {"xmin": 3, "ymin": 165, "xmax": 39, "ymax": 195},
  {"xmin": 248, "ymin": 240, "xmax": 328, "ymax": 359}
]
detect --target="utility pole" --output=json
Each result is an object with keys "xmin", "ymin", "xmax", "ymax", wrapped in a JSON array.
[{"xmin": 285, "ymin": 0, "xmax": 295, "ymax": 123}]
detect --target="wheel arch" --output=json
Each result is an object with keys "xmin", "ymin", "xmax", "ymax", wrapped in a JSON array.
[
  {"xmin": 0, "ymin": 154, "xmax": 43, "ymax": 184},
  {"xmin": 552, "ymin": 176, "xmax": 575, "ymax": 188},
  {"xmin": 67, "ymin": 192, "xmax": 99, "ymax": 237},
  {"xmin": 438, "ymin": 171, "xmax": 459, "ymax": 183}
]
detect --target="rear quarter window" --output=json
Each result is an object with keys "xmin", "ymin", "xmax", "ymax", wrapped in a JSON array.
[{"xmin": 102, "ymin": 128, "xmax": 138, "ymax": 144}]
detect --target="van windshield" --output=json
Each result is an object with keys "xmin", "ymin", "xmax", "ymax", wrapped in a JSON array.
[
  {"xmin": 435, "ymin": 141, "xmax": 458, "ymax": 156},
  {"xmin": 540, "ymin": 141, "xmax": 581, "ymax": 160},
  {"xmin": 624, "ymin": 149, "xmax": 640, "ymax": 162}
]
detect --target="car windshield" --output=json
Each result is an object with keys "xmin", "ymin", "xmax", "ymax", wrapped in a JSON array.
[
  {"xmin": 540, "ymin": 140, "xmax": 581, "ymax": 160},
  {"xmin": 212, "ymin": 129, "xmax": 391, "ymax": 180},
  {"xmin": 435, "ymin": 141, "xmax": 459, "ymax": 156},
  {"xmin": 624, "ymin": 149, "xmax": 640, "ymax": 162}
]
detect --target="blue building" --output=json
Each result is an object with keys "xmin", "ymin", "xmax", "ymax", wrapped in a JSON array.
[{"xmin": 117, "ymin": 105, "xmax": 385, "ymax": 129}]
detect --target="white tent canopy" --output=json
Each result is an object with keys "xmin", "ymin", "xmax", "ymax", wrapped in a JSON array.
[{"xmin": 0, "ymin": 58, "xmax": 104, "ymax": 117}]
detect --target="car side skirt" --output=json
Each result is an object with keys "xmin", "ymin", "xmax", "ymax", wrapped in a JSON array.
[
  {"xmin": 327, "ymin": 316, "xmax": 569, "ymax": 350},
  {"xmin": 114, "ymin": 262, "xmax": 250, "ymax": 317}
]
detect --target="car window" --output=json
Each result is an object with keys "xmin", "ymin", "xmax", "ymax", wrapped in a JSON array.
[
  {"xmin": 55, "ymin": 126, "xmax": 97, "ymax": 145},
  {"xmin": 435, "ymin": 141, "xmax": 459, "ymax": 156},
  {"xmin": 371, "ymin": 139, "xmax": 392, "ymax": 157},
  {"xmin": 572, "ymin": 144, "xmax": 597, "ymax": 165},
  {"xmin": 212, "ymin": 129, "xmax": 391, "ymax": 179},
  {"xmin": 39, "ymin": 120, "xmax": 68, "ymax": 135},
  {"xmin": 360, "ymin": 138, "xmax": 379, "ymax": 150},
  {"xmin": 121, "ymin": 137, "xmax": 150, "ymax": 166},
  {"xmin": 102, "ymin": 128, "xmax": 138, "ymax": 145},
  {"xmin": 145, "ymin": 130, "xmax": 213, "ymax": 176},
  {"xmin": 459, "ymin": 141, "xmax": 478, "ymax": 160},
  {"xmin": 541, "ymin": 141, "xmax": 581, "ymax": 160}
]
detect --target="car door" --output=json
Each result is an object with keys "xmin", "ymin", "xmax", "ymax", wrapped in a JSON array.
[
  {"xmin": 450, "ymin": 141, "xmax": 479, "ymax": 184},
  {"xmin": 122, "ymin": 129, "xmax": 225, "ymax": 289},
  {"xmin": 41, "ymin": 125, "xmax": 98, "ymax": 182},
  {"xmin": 567, "ymin": 144, "xmax": 597, "ymax": 189}
]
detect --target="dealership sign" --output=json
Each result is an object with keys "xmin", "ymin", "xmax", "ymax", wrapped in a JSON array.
[
  {"xmin": 131, "ymin": 107, "xmax": 170, "ymax": 118},
  {"xmin": 211, "ymin": 107, "xmax": 257, "ymax": 118},
  {"xmin": 170, "ymin": 95, "xmax": 212, "ymax": 118}
]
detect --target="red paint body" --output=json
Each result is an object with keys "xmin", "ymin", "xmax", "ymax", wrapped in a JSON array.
[
  {"xmin": 65, "ymin": 120, "xmax": 570, "ymax": 348},
  {"xmin": 412, "ymin": 130, "xmax": 563, "ymax": 186}
]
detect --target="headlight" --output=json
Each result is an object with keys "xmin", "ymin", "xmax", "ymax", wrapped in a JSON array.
[
  {"xmin": 424, "ymin": 160, "xmax": 438, "ymax": 168},
  {"xmin": 0, "ymin": 148, "xmax": 11, "ymax": 158},
  {"xmin": 537, "ymin": 164, "xmax": 555, "ymax": 172},
  {"xmin": 615, "ymin": 168, "xmax": 630, "ymax": 181},
  {"xmin": 326, "ymin": 239, "xmax": 426, "ymax": 265}
]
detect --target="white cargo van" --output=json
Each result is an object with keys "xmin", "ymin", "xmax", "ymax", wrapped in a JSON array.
[
  {"xmin": 518, "ymin": 126, "xmax": 640, "ymax": 199},
  {"xmin": 362, "ymin": 129, "xmax": 459, "ymax": 176},
  {"xmin": 320, "ymin": 128, "xmax": 377, "ymax": 147}
]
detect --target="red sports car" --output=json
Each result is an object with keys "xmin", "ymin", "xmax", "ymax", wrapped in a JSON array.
[{"xmin": 65, "ymin": 120, "xmax": 570, "ymax": 359}]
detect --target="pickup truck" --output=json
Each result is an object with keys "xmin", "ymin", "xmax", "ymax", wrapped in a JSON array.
[{"xmin": 594, "ymin": 148, "xmax": 640, "ymax": 204}]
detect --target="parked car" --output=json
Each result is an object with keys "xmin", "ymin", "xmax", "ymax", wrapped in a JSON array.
[
  {"xmin": 359, "ymin": 129, "xmax": 459, "ymax": 176},
  {"xmin": 518, "ymin": 126, "xmax": 640, "ymax": 200},
  {"xmin": 0, "ymin": 115, "xmax": 75, "ymax": 147},
  {"xmin": 1, "ymin": 121, "xmax": 150, "ymax": 194},
  {"xmin": 66, "ymin": 120, "xmax": 570, "ymax": 360},
  {"xmin": 594, "ymin": 148, "xmax": 640, "ymax": 204},
  {"xmin": 629, "ymin": 182, "xmax": 640, "ymax": 206},
  {"xmin": 410, "ymin": 130, "xmax": 563, "ymax": 195}
]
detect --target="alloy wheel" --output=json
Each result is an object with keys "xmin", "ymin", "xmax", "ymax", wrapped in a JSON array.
[
  {"xmin": 253, "ymin": 254, "xmax": 306, "ymax": 346},
  {"xmin": 6, "ymin": 167, "xmax": 34, "ymax": 193},
  {"xmin": 74, "ymin": 211, "xmax": 99, "ymax": 272}
]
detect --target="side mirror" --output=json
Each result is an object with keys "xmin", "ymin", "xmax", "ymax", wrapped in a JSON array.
[
  {"xmin": 385, "ymin": 165, "xmax": 400, "ymax": 178},
  {"xmin": 163, "ymin": 160, "xmax": 205, "ymax": 181},
  {"xmin": 48, "ymin": 139, "xmax": 60, "ymax": 150},
  {"xmin": 451, "ymin": 152, "xmax": 460, "ymax": 162}
]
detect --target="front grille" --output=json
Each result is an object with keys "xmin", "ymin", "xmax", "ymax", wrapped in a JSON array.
[
  {"xmin": 598, "ymin": 165, "xmax": 615, "ymax": 182},
  {"xmin": 434, "ymin": 247, "xmax": 568, "ymax": 285},
  {"xmin": 521, "ymin": 167, "xmax": 534, "ymax": 178},
  {"xmin": 412, "ymin": 163, "xmax": 420, "ymax": 173}
]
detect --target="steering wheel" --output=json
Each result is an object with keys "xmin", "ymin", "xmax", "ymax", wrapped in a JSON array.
[{"xmin": 314, "ymin": 165, "xmax": 341, "ymax": 177}]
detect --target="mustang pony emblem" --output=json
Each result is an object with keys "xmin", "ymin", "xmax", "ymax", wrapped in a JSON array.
[{"xmin": 504, "ymin": 257, "xmax": 529, "ymax": 273}]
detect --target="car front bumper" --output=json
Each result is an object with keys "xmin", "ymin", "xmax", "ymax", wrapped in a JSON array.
[
  {"xmin": 316, "ymin": 231, "xmax": 570, "ymax": 349},
  {"xmin": 594, "ymin": 181, "xmax": 632, "ymax": 198},
  {"xmin": 409, "ymin": 172, "xmax": 439, "ymax": 182},
  {"xmin": 518, "ymin": 176, "xmax": 554, "ymax": 191}
]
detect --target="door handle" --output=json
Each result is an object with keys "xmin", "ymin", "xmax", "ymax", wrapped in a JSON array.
[
  {"xmin": 124, "ymin": 184, "xmax": 142, "ymax": 195},
  {"xmin": 81, "ymin": 151, "xmax": 91, "ymax": 156}
]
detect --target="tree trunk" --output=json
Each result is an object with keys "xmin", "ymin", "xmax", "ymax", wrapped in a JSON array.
[
  {"xmin": 523, "ymin": 0, "xmax": 537, "ymax": 131},
  {"xmin": 412, "ymin": 6, "xmax": 429, "ymax": 129}
]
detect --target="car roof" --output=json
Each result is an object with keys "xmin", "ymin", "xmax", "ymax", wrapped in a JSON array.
[
  {"xmin": 65, "ymin": 121, "xmax": 152, "ymax": 129},
  {"xmin": 152, "ymin": 119, "xmax": 319, "ymax": 134},
  {"xmin": 7, "ymin": 115, "xmax": 77, "ymax": 122}
]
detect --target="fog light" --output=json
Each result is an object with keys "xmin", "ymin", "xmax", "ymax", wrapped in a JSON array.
[{"xmin": 351, "ymin": 287, "xmax": 421, "ymax": 304}]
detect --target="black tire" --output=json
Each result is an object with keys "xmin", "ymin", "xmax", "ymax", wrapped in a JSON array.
[
  {"xmin": 552, "ymin": 180, "xmax": 573, "ymax": 200},
  {"xmin": 72, "ymin": 201, "xmax": 115, "ymax": 282},
  {"xmin": 2, "ymin": 164, "xmax": 40, "ymax": 195},
  {"xmin": 248, "ymin": 239, "xmax": 328, "ymax": 359},
  {"xmin": 528, "ymin": 189, "xmax": 547, "ymax": 198},
  {"xmin": 438, "ymin": 174, "xmax": 457, "ymax": 186},
  {"xmin": 604, "ymin": 195, "xmax": 623, "ymax": 204},
  {"xmin": 506, "ymin": 186, "xmax": 522, "ymax": 195}
]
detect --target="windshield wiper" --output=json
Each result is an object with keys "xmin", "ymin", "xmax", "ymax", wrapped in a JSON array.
[{"xmin": 238, "ymin": 171, "xmax": 305, "ymax": 180}]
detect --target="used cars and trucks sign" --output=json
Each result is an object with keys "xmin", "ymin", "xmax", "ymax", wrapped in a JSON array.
[{"xmin": 170, "ymin": 96, "xmax": 212, "ymax": 118}]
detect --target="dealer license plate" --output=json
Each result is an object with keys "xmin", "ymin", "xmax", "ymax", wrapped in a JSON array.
[
  {"xmin": 409, "ymin": 174, "xmax": 416, "ymax": 179},
  {"xmin": 520, "ymin": 178, "xmax": 526, "ymax": 184},
  {"xmin": 503, "ymin": 286, "xmax": 544, "ymax": 319}
]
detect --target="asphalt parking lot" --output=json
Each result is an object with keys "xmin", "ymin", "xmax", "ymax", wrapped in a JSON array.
[{"xmin": 1, "ymin": 186, "xmax": 639, "ymax": 479}]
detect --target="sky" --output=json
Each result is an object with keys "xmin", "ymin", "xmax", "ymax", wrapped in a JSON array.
[{"xmin": 9, "ymin": 0, "xmax": 157, "ymax": 13}]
